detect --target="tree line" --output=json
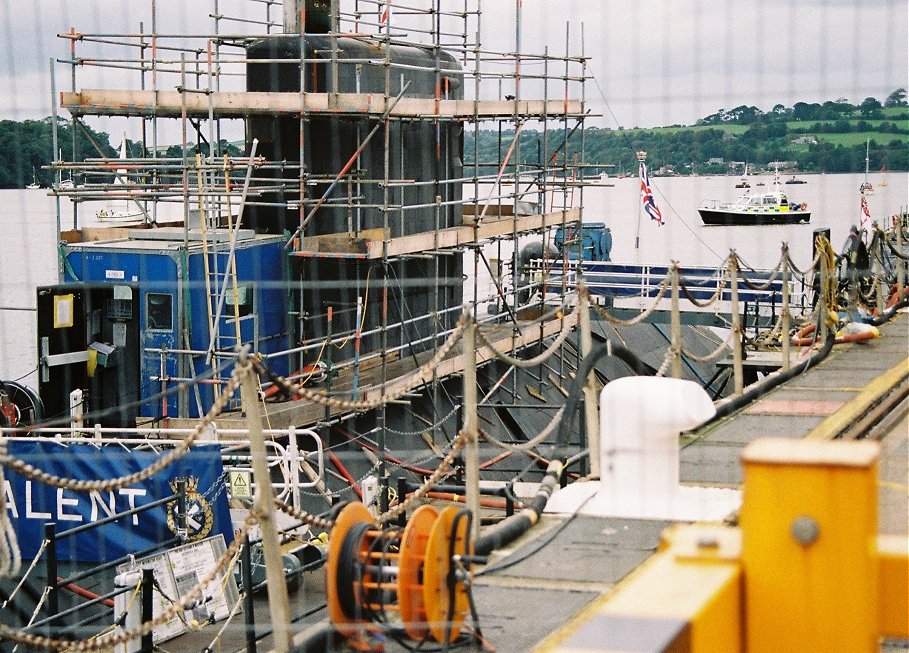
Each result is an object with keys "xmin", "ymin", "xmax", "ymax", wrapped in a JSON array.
[
  {"xmin": 2, "ymin": 90, "xmax": 906, "ymax": 188},
  {"xmin": 0, "ymin": 118, "xmax": 242, "ymax": 189},
  {"xmin": 466, "ymin": 89, "xmax": 909, "ymax": 176}
]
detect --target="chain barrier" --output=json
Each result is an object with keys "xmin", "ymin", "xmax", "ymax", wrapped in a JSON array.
[
  {"xmin": 589, "ymin": 274, "xmax": 671, "ymax": 325},
  {"xmin": 256, "ymin": 313, "xmax": 469, "ymax": 413},
  {"xmin": 785, "ymin": 249, "xmax": 824, "ymax": 278},
  {"xmin": 678, "ymin": 273, "xmax": 728, "ymax": 308},
  {"xmin": 0, "ymin": 458, "xmax": 19, "ymax": 577},
  {"xmin": 477, "ymin": 409, "xmax": 566, "ymax": 453},
  {"xmin": 377, "ymin": 431, "xmax": 467, "ymax": 524},
  {"xmin": 474, "ymin": 311, "xmax": 576, "ymax": 368},
  {"xmin": 273, "ymin": 499, "xmax": 335, "ymax": 531},
  {"xmin": 0, "ymin": 363, "xmax": 245, "ymax": 494},
  {"xmin": 382, "ymin": 405, "xmax": 459, "ymax": 437},
  {"xmin": 0, "ymin": 514, "xmax": 258, "ymax": 652},
  {"xmin": 655, "ymin": 349, "xmax": 676, "ymax": 378},
  {"xmin": 734, "ymin": 253, "xmax": 786, "ymax": 292},
  {"xmin": 679, "ymin": 328, "xmax": 737, "ymax": 363}
]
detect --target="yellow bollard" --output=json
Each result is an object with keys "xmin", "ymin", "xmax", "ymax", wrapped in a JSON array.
[{"xmin": 741, "ymin": 438, "xmax": 880, "ymax": 653}]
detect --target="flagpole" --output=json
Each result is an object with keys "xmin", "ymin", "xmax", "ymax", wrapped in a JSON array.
[{"xmin": 634, "ymin": 150, "xmax": 646, "ymax": 260}]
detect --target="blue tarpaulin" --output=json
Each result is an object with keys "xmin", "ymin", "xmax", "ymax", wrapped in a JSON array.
[{"xmin": 4, "ymin": 440, "xmax": 233, "ymax": 562}]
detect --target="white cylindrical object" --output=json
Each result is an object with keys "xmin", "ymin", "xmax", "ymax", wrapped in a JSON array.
[
  {"xmin": 113, "ymin": 570, "xmax": 143, "ymax": 653},
  {"xmin": 599, "ymin": 377, "xmax": 715, "ymax": 517}
]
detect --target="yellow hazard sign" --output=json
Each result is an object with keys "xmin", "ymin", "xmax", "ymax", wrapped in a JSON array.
[{"xmin": 229, "ymin": 471, "xmax": 252, "ymax": 498}]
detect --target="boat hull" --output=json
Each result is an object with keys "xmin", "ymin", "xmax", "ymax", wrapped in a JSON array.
[{"xmin": 698, "ymin": 208, "xmax": 810, "ymax": 226}]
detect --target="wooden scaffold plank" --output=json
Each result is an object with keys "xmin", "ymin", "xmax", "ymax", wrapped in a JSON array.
[{"xmin": 60, "ymin": 89, "xmax": 585, "ymax": 119}]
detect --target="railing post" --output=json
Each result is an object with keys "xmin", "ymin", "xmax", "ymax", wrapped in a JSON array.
[
  {"xmin": 670, "ymin": 263, "xmax": 682, "ymax": 379},
  {"xmin": 140, "ymin": 568, "xmax": 154, "ymax": 653},
  {"xmin": 44, "ymin": 522, "xmax": 58, "ymax": 637},
  {"xmin": 729, "ymin": 254, "xmax": 744, "ymax": 395},
  {"xmin": 819, "ymin": 245, "xmax": 830, "ymax": 343},
  {"xmin": 463, "ymin": 320, "xmax": 480, "ymax": 542},
  {"xmin": 396, "ymin": 477, "xmax": 408, "ymax": 527},
  {"xmin": 287, "ymin": 425, "xmax": 301, "ymax": 512},
  {"xmin": 781, "ymin": 245, "xmax": 791, "ymax": 372},
  {"xmin": 897, "ymin": 217, "xmax": 905, "ymax": 299},
  {"xmin": 578, "ymin": 286, "xmax": 600, "ymax": 477},
  {"xmin": 239, "ymin": 353, "xmax": 292, "ymax": 653},
  {"xmin": 241, "ymin": 535, "xmax": 256, "ymax": 653},
  {"xmin": 175, "ymin": 479, "xmax": 187, "ymax": 541}
]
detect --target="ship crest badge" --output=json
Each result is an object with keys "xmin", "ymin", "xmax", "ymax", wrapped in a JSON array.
[{"xmin": 166, "ymin": 476, "xmax": 214, "ymax": 541}]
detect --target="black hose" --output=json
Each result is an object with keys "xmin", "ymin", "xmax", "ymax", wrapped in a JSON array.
[
  {"xmin": 702, "ymin": 330, "xmax": 835, "ymax": 427},
  {"xmin": 868, "ymin": 295, "xmax": 909, "ymax": 326},
  {"xmin": 473, "ymin": 460, "xmax": 563, "ymax": 557},
  {"xmin": 556, "ymin": 339, "xmax": 648, "ymax": 447}
]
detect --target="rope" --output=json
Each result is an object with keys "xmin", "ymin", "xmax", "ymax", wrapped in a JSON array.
[
  {"xmin": 272, "ymin": 500, "xmax": 336, "ymax": 532},
  {"xmin": 589, "ymin": 274, "xmax": 671, "ymax": 325},
  {"xmin": 0, "ymin": 453, "xmax": 21, "ymax": 577},
  {"xmin": 679, "ymin": 328, "xmax": 736, "ymax": 363},
  {"xmin": 201, "ymin": 587, "xmax": 244, "ymax": 652},
  {"xmin": 377, "ymin": 431, "xmax": 467, "ymax": 524},
  {"xmin": 678, "ymin": 270, "xmax": 728, "ymax": 308},
  {"xmin": 1, "ymin": 540, "xmax": 46, "ymax": 607},
  {"xmin": 735, "ymin": 254, "xmax": 786, "ymax": 292},
  {"xmin": 474, "ymin": 311, "xmax": 576, "ymax": 368},
  {"xmin": 0, "ymin": 362, "xmax": 246, "ymax": 492},
  {"xmin": 256, "ymin": 313, "xmax": 469, "ymax": 413},
  {"xmin": 9, "ymin": 586, "xmax": 50, "ymax": 653},
  {"xmin": 477, "ymin": 408, "xmax": 565, "ymax": 453},
  {"xmin": 0, "ymin": 515, "xmax": 257, "ymax": 652},
  {"xmin": 786, "ymin": 249, "xmax": 824, "ymax": 278}
]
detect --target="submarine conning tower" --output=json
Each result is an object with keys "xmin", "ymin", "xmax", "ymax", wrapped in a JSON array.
[{"xmin": 245, "ymin": 0, "xmax": 465, "ymax": 362}]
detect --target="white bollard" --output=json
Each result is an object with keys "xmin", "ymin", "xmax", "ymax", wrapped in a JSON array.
[
  {"xmin": 598, "ymin": 376, "xmax": 715, "ymax": 518},
  {"xmin": 545, "ymin": 375, "xmax": 741, "ymax": 521}
]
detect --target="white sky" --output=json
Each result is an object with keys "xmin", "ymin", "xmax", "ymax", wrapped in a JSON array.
[{"xmin": 0, "ymin": 0, "xmax": 905, "ymax": 134}]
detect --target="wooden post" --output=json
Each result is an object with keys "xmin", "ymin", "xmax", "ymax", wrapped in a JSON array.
[
  {"xmin": 729, "ymin": 255, "xmax": 744, "ymax": 395},
  {"xmin": 897, "ymin": 217, "xmax": 905, "ymax": 299},
  {"xmin": 819, "ymin": 248, "xmax": 830, "ymax": 343},
  {"xmin": 670, "ymin": 262, "xmax": 682, "ymax": 379},
  {"xmin": 463, "ymin": 321, "xmax": 480, "ymax": 541},
  {"xmin": 238, "ymin": 354, "xmax": 293, "ymax": 653},
  {"xmin": 781, "ymin": 246, "xmax": 791, "ymax": 372},
  {"xmin": 579, "ymin": 287, "xmax": 600, "ymax": 478}
]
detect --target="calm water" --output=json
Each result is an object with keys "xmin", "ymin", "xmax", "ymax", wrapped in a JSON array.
[{"xmin": 1, "ymin": 172, "xmax": 905, "ymax": 387}]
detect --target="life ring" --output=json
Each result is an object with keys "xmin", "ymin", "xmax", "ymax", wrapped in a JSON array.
[{"xmin": 799, "ymin": 202, "xmax": 807, "ymax": 211}]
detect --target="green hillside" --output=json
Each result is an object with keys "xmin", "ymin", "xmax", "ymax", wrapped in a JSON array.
[{"xmin": 467, "ymin": 89, "xmax": 909, "ymax": 175}]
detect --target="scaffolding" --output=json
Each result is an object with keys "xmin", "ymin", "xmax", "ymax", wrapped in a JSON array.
[{"xmin": 48, "ymin": 0, "xmax": 590, "ymax": 465}]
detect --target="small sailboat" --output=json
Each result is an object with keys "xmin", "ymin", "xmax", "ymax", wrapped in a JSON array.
[
  {"xmin": 97, "ymin": 136, "xmax": 146, "ymax": 222},
  {"xmin": 860, "ymin": 139, "xmax": 873, "ymax": 195},
  {"xmin": 878, "ymin": 167, "xmax": 888, "ymax": 188},
  {"xmin": 25, "ymin": 167, "xmax": 40, "ymax": 189}
]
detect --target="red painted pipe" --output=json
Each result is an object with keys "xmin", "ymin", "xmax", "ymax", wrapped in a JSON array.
[
  {"xmin": 57, "ymin": 577, "xmax": 115, "ymax": 608},
  {"xmin": 327, "ymin": 450, "xmax": 362, "ymax": 499}
]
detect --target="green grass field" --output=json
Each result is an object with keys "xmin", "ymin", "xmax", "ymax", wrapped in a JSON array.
[{"xmin": 813, "ymin": 131, "xmax": 909, "ymax": 147}]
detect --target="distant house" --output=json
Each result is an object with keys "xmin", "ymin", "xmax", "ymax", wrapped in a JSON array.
[
  {"xmin": 707, "ymin": 157, "xmax": 725, "ymax": 165},
  {"xmin": 722, "ymin": 133, "xmax": 737, "ymax": 142},
  {"xmin": 790, "ymin": 136, "xmax": 817, "ymax": 145}
]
